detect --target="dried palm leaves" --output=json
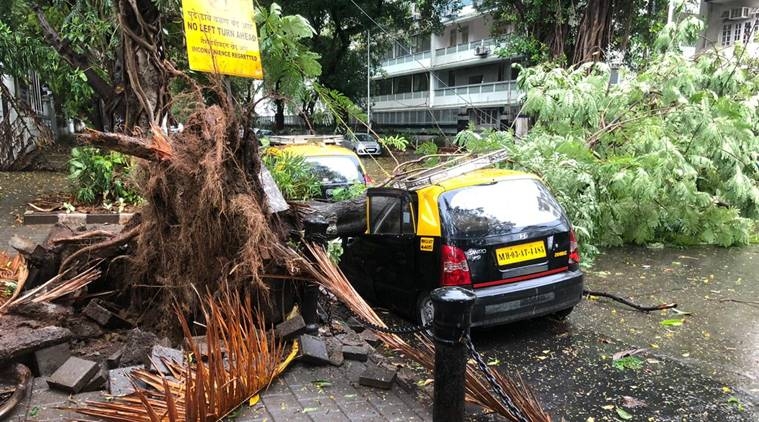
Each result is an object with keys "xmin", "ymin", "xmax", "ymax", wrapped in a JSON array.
[
  {"xmin": 295, "ymin": 242, "xmax": 551, "ymax": 422},
  {"xmin": 75, "ymin": 291, "xmax": 296, "ymax": 422}
]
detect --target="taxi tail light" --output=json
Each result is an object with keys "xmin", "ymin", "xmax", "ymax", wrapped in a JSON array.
[
  {"xmin": 569, "ymin": 228, "xmax": 581, "ymax": 264},
  {"xmin": 441, "ymin": 244, "xmax": 471, "ymax": 286},
  {"xmin": 365, "ymin": 174, "xmax": 374, "ymax": 184}
]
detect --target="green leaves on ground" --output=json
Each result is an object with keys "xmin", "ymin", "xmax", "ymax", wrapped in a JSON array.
[
  {"xmin": 612, "ymin": 356, "xmax": 644, "ymax": 371},
  {"xmin": 660, "ymin": 318, "xmax": 685, "ymax": 327}
]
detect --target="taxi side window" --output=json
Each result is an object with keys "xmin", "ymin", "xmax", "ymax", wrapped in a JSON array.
[{"xmin": 369, "ymin": 195, "xmax": 415, "ymax": 235}]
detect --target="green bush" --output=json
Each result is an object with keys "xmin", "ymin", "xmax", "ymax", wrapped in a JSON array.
[{"xmin": 68, "ymin": 147, "xmax": 142, "ymax": 206}]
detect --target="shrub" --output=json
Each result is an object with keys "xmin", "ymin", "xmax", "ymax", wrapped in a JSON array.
[
  {"xmin": 261, "ymin": 149, "xmax": 321, "ymax": 200},
  {"xmin": 68, "ymin": 147, "xmax": 142, "ymax": 206}
]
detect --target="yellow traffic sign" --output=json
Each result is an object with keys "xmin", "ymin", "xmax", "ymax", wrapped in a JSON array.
[{"xmin": 181, "ymin": 0, "xmax": 263, "ymax": 79}]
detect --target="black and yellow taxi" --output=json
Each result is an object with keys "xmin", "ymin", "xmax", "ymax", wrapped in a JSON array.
[{"xmin": 339, "ymin": 168, "xmax": 583, "ymax": 327}]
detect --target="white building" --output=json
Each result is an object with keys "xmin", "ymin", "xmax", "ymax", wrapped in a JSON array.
[
  {"xmin": 371, "ymin": 1, "xmax": 521, "ymax": 134},
  {"xmin": 697, "ymin": 0, "xmax": 759, "ymax": 56}
]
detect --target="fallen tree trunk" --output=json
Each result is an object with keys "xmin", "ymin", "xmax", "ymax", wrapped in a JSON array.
[{"xmin": 298, "ymin": 197, "xmax": 367, "ymax": 238}]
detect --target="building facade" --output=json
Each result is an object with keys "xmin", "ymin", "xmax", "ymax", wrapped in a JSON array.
[
  {"xmin": 371, "ymin": 2, "xmax": 521, "ymax": 134},
  {"xmin": 697, "ymin": 0, "xmax": 759, "ymax": 55}
]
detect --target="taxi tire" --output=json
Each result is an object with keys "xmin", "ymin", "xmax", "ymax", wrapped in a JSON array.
[{"xmin": 417, "ymin": 293, "xmax": 434, "ymax": 327}]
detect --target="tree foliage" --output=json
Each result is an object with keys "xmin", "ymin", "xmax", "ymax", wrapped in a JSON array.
[{"xmin": 457, "ymin": 41, "xmax": 759, "ymax": 259}]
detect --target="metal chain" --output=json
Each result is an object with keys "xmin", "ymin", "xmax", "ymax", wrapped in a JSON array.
[
  {"xmin": 465, "ymin": 336, "xmax": 530, "ymax": 422},
  {"xmin": 346, "ymin": 309, "xmax": 433, "ymax": 335}
]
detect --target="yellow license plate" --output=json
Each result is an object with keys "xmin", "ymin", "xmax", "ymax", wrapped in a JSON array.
[{"xmin": 496, "ymin": 241, "xmax": 546, "ymax": 266}]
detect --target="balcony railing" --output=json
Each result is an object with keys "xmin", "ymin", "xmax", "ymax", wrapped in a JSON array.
[
  {"xmin": 374, "ymin": 90, "xmax": 429, "ymax": 102},
  {"xmin": 435, "ymin": 38, "xmax": 496, "ymax": 57},
  {"xmin": 434, "ymin": 81, "xmax": 514, "ymax": 97},
  {"xmin": 380, "ymin": 51, "xmax": 432, "ymax": 67}
]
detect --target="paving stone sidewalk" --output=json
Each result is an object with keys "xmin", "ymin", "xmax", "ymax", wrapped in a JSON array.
[{"xmin": 6, "ymin": 359, "xmax": 432, "ymax": 421}]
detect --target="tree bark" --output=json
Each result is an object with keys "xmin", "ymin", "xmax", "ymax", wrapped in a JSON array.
[
  {"xmin": 77, "ymin": 130, "xmax": 164, "ymax": 161},
  {"xmin": 572, "ymin": 0, "xmax": 615, "ymax": 64}
]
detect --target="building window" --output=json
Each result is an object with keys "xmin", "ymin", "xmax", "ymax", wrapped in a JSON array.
[
  {"xmin": 412, "ymin": 74, "xmax": 429, "ymax": 92},
  {"xmin": 460, "ymin": 25, "xmax": 469, "ymax": 45},
  {"xmin": 733, "ymin": 23, "xmax": 742, "ymax": 44},
  {"xmin": 722, "ymin": 23, "xmax": 732, "ymax": 46},
  {"xmin": 448, "ymin": 71, "xmax": 455, "ymax": 87},
  {"xmin": 394, "ymin": 75, "xmax": 412, "ymax": 94},
  {"xmin": 449, "ymin": 29, "xmax": 456, "ymax": 47},
  {"xmin": 468, "ymin": 74, "xmax": 483, "ymax": 85}
]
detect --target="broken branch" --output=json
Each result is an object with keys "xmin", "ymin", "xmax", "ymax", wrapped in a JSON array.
[
  {"xmin": 77, "ymin": 129, "xmax": 167, "ymax": 161},
  {"xmin": 584, "ymin": 289, "xmax": 677, "ymax": 312}
]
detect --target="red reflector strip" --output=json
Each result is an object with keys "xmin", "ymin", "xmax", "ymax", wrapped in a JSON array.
[{"xmin": 473, "ymin": 266, "xmax": 570, "ymax": 289}]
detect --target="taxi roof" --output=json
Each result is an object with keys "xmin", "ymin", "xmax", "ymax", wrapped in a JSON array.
[
  {"xmin": 280, "ymin": 144, "xmax": 357, "ymax": 157},
  {"xmin": 425, "ymin": 168, "xmax": 537, "ymax": 193}
]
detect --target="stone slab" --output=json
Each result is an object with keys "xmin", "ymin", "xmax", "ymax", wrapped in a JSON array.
[
  {"xmin": 82, "ymin": 367, "xmax": 107, "ymax": 392},
  {"xmin": 108, "ymin": 365, "xmax": 144, "ymax": 397},
  {"xmin": 0, "ymin": 315, "xmax": 72, "ymax": 361},
  {"xmin": 358, "ymin": 365, "xmax": 397, "ymax": 390},
  {"xmin": 360, "ymin": 330, "xmax": 381, "ymax": 347},
  {"xmin": 326, "ymin": 336, "xmax": 344, "ymax": 366},
  {"xmin": 106, "ymin": 347, "xmax": 123, "ymax": 369},
  {"xmin": 346, "ymin": 316, "xmax": 365, "ymax": 333},
  {"xmin": 342, "ymin": 344, "xmax": 369, "ymax": 362},
  {"xmin": 298, "ymin": 334, "xmax": 330, "ymax": 365},
  {"xmin": 46, "ymin": 357, "xmax": 99, "ymax": 393},
  {"xmin": 275, "ymin": 314, "xmax": 306, "ymax": 340},
  {"xmin": 148, "ymin": 345, "xmax": 184, "ymax": 375},
  {"xmin": 82, "ymin": 299, "xmax": 113, "ymax": 326},
  {"xmin": 34, "ymin": 342, "xmax": 71, "ymax": 376}
]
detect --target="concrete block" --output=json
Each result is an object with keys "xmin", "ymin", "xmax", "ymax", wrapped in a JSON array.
[
  {"xmin": 34, "ymin": 342, "xmax": 70, "ymax": 376},
  {"xmin": 346, "ymin": 316, "xmax": 365, "ymax": 333},
  {"xmin": 359, "ymin": 364, "xmax": 396, "ymax": 390},
  {"xmin": 46, "ymin": 357, "xmax": 99, "ymax": 393},
  {"xmin": 82, "ymin": 368, "xmax": 107, "ymax": 392},
  {"xmin": 106, "ymin": 347, "xmax": 123, "ymax": 369},
  {"xmin": 298, "ymin": 334, "xmax": 330, "ymax": 365},
  {"xmin": 325, "ymin": 337, "xmax": 344, "ymax": 367},
  {"xmin": 342, "ymin": 344, "xmax": 369, "ymax": 362},
  {"xmin": 0, "ymin": 315, "xmax": 72, "ymax": 361},
  {"xmin": 82, "ymin": 299, "xmax": 113, "ymax": 326},
  {"xmin": 275, "ymin": 314, "xmax": 306, "ymax": 340},
  {"xmin": 148, "ymin": 345, "xmax": 184, "ymax": 375},
  {"xmin": 360, "ymin": 330, "xmax": 381, "ymax": 347},
  {"xmin": 108, "ymin": 365, "xmax": 144, "ymax": 397}
]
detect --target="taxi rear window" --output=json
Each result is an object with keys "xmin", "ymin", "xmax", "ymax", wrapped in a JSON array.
[
  {"xmin": 439, "ymin": 178, "xmax": 564, "ymax": 238},
  {"xmin": 304, "ymin": 155, "xmax": 365, "ymax": 184}
]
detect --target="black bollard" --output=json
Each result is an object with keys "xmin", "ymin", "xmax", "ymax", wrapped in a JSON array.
[
  {"xmin": 302, "ymin": 219, "xmax": 330, "ymax": 334},
  {"xmin": 431, "ymin": 286, "xmax": 477, "ymax": 422}
]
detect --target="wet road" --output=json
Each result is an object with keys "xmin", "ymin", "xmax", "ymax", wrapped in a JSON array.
[{"xmin": 472, "ymin": 246, "xmax": 759, "ymax": 421}]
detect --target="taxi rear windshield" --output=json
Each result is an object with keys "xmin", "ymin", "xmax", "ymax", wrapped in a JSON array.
[
  {"xmin": 304, "ymin": 155, "xmax": 365, "ymax": 184},
  {"xmin": 439, "ymin": 178, "xmax": 565, "ymax": 238}
]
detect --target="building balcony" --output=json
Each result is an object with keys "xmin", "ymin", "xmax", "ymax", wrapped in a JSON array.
[
  {"xmin": 379, "ymin": 51, "xmax": 432, "ymax": 76},
  {"xmin": 372, "ymin": 90, "xmax": 430, "ymax": 110},
  {"xmin": 433, "ymin": 81, "xmax": 521, "ymax": 107},
  {"xmin": 434, "ymin": 38, "xmax": 500, "ymax": 69}
]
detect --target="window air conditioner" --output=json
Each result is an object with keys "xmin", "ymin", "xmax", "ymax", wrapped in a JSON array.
[{"xmin": 729, "ymin": 7, "xmax": 750, "ymax": 20}]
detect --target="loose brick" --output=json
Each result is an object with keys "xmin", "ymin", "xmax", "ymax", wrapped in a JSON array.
[
  {"xmin": 342, "ymin": 344, "xmax": 369, "ymax": 362},
  {"xmin": 346, "ymin": 316, "xmax": 365, "ymax": 333},
  {"xmin": 82, "ymin": 368, "xmax": 107, "ymax": 392},
  {"xmin": 359, "ymin": 364, "xmax": 397, "ymax": 390},
  {"xmin": 360, "ymin": 330, "xmax": 381, "ymax": 347},
  {"xmin": 34, "ymin": 343, "xmax": 70, "ymax": 376},
  {"xmin": 106, "ymin": 347, "xmax": 123, "ymax": 369},
  {"xmin": 46, "ymin": 357, "xmax": 99, "ymax": 393},
  {"xmin": 298, "ymin": 334, "xmax": 330, "ymax": 365},
  {"xmin": 326, "ymin": 337, "xmax": 344, "ymax": 366},
  {"xmin": 275, "ymin": 314, "xmax": 306, "ymax": 340},
  {"xmin": 148, "ymin": 345, "xmax": 184, "ymax": 375},
  {"xmin": 82, "ymin": 300, "xmax": 113, "ymax": 327}
]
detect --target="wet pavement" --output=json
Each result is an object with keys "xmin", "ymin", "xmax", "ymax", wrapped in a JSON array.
[
  {"xmin": 0, "ymin": 171, "xmax": 68, "ymax": 228},
  {"xmin": 474, "ymin": 246, "xmax": 759, "ymax": 421}
]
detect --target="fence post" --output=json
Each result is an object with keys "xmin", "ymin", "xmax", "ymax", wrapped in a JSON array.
[{"xmin": 431, "ymin": 286, "xmax": 477, "ymax": 422}]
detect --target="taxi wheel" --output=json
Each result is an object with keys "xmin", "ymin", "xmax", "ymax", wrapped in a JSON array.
[
  {"xmin": 417, "ymin": 293, "xmax": 434, "ymax": 327},
  {"xmin": 551, "ymin": 306, "xmax": 574, "ymax": 321}
]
